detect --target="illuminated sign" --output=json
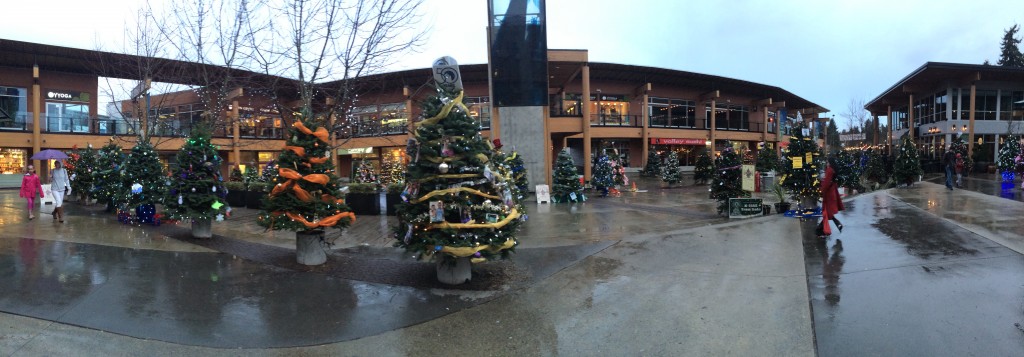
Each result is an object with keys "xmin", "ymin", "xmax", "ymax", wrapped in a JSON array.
[
  {"xmin": 45, "ymin": 89, "xmax": 89, "ymax": 102},
  {"xmin": 649, "ymin": 138, "xmax": 706, "ymax": 145}
]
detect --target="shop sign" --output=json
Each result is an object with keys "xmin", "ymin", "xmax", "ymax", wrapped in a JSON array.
[
  {"xmin": 45, "ymin": 89, "xmax": 89, "ymax": 102},
  {"xmin": 337, "ymin": 147, "xmax": 374, "ymax": 155},
  {"xmin": 650, "ymin": 138, "xmax": 706, "ymax": 145},
  {"xmin": 728, "ymin": 198, "xmax": 763, "ymax": 219}
]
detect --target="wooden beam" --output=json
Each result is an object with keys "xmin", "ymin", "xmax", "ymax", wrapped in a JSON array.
[
  {"xmin": 633, "ymin": 82, "xmax": 652, "ymax": 98},
  {"xmin": 699, "ymin": 90, "xmax": 720, "ymax": 102}
]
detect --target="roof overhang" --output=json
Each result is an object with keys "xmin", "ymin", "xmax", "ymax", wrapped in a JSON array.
[{"xmin": 865, "ymin": 62, "xmax": 1024, "ymax": 114}]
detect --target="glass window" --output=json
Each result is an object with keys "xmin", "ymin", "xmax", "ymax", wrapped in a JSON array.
[
  {"xmin": 977, "ymin": 90, "xmax": 997, "ymax": 120},
  {"xmin": 46, "ymin": 102, "xmax": 89, "ymax": 133},
  {"xmin": 705, "ymin": 103, "xmax": 748, "ymax": 131},
  {"xmin": 466, "ymin": 96, "xmax": 491, "ymax": 129},
  {"xmin": 0, "ymin": 86, "xmax": 29, "ymax": 130},
  {"xmin": 669, "ymin": 99, "xmax": 695, "ymax": 128}
]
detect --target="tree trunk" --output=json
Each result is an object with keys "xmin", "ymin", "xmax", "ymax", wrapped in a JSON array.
[
  {"xmin": 191, "ymin": 218, "xmax": 213, "ymax": 239},
  {"xmin": 436, "ymin": 256, "xmax": 472, "ymax": 285},
  {"xmin": 296, "ymin": 231, "xmax": 327, "ymax": 266}
]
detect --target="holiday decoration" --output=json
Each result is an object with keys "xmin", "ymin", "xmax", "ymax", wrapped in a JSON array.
[
  {"xmin": 997, "ymin": 135, "xmax": 1021, "ymax": 182},
  {"xmin": 379, "ymin": 158, "xmax": 405, "ymax": 186},
  {"xmin": 260, "ymin": 160, "xmax": 279, "ymax": 183},
  {"xmin": 694, "ymin": 150, "xmax": 714, "ymax": 185},
  {"xmin": 354, "ymin": 159, "xmax": 380, "ymax": 186},
  {"xmin": 70, "ymin": 145, "xmax": 98, "ymax": 202},
  {"xmin": 230, "ymin": 167, "xmax": 243, "ymax": 181},
  {"xmin": 863, "ymin": 149, "xmax": 891, "ymax": 188},
  {"xmin": 120, "ymin": 139, "xmax": 166, "ymax": 224},
  {"xmin": 641, "ymin": 151, "xmax": 662, "ymax": 177},
  {"xmin": 393, "ymin": 81, "xmax": 523, "ymax": 269},
  {"xmin": 950, "ymin": 134, "xmax": 973, "ymax": 176},
  {"xmin": 710, "ymin": 145, "xmax": 749, "ymax": 215},
  {"xmin": 92, "ymin": 141, "xmax": 126, "ymax": 210},
  {"xmin": 831, "ymin": 149, "xmax": 864, "ymax": 193},
  {"xmin": 552, "ymin": 148, "xmax": 585, "ymax": 203},
  {"xmin": 661, "ymin": 151, "xmax": 683, "ymax": 186},
  {"xmin": 163, "ymin": 126, "xmax": 229, "ymax": 226},
  {"xmin": 778, "ymin": 124, "xmax": 822, "ymax": 203},
  {"xmin": 893, "ymin": 135, "xmax": 923, "ymax": 186},
  {"xmin": 592, "ymin": 154, "xmax": 614, "ymax": 197},
  {"xmin": 755, "ymin": 146, "xmax": 778, "ymax": 174}
]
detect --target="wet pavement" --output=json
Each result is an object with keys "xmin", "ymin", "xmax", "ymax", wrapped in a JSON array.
[{"xmin": 0, "ymin": 174, "xmax": 1023, "ymax": 355}]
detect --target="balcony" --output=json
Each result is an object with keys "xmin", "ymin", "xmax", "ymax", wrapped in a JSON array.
[
  {"xmin": 591, "ymin": 114, "xmax": 640, "ymax": 127},
  {"xmin": 0, "ymin": 112, "xmax": 31, "ymax": 131}
]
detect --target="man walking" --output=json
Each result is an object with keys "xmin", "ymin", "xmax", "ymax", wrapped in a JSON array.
[{"xmin": 942, "ymin": 146, "xmax": 956, "ymax": 190}]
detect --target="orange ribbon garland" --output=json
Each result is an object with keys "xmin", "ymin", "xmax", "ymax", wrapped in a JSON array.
[
  {"xmin": 293, "ymin": 121, "xmax": 330, "ymax": 143},
  {"xmin": 284, "ymin": 146, "xmax": 306, "ymax": 157},
  {"xmin": 283, "ymin": 211, "xmax": 356, "ymax": 229}
]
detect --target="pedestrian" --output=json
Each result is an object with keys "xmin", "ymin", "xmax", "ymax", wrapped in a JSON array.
[
  {"xmin": 19, "ymin": 165, "xmax": 44, "ymax": 220},
  {"xmin": 954, "ymin": 153, "xmax": 964, "ymax": 188},
  {"xmin": 817, "ymin": 157, "xmax": 845, "ymax": 237},
  {"xmin": 942, "ymin": 147, "xmax": 955, "ymax": 190},
  {"xmin": 50, "ymin": 160, "xmax": 71, "ymax": 223}
]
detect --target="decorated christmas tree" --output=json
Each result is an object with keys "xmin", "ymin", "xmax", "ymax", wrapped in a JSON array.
[
  {"xmin": 661, "ymin": 150, "xmax": 683, "ymax": 186},
  {"xmin": 694, "ymin": 150, "xmax": 714, "ymax": 185},
  {"xmin": 354, "ymin": 159, "xmax": 379, "ymax": 185},
  {"xmin": 832, "ymin": 149, "xmax": 864, "ymax": 192},
  {"xmin": 592, "ymin": 154, "xmax": 614, "ymax": 197},
  {"xmin": 164, "ymin": 126, "xmax": 229, "ymax": 224},
  {"xmin": 393, "ymin": 85, "xmax": 523, "ymax": 267},
  {"xmin": 243, "ymin": 162, "xmax": 261, "ymax": 184},
  {"xmin": 893, "ymin": 135, "xmax": 923, "ymax": 186},
  {"xmin": 950, "ymin": 134, "xmax": 972, "ymax": 176},
  {"xmin": 607, "ymin": 149, "xmax": 629, "ymax": 188},
  {"xmin": 710, "ymin": 146, "xmax": 749, "ymax": 214},
  {"xmin": 552, "ymin": 148, "xmax": 585, "ymax": 203},
  {"xmin": 864, "ymin": 150, "xmax": 890, "ymax": 188},
  {"xmin": 260, "ymin": 160, "xmax": 279, "ymax": 183},
  {"xmin": 92, "ymin": 141, "xmax": 126, "ymax": 210},
  {"xmin": 70, "ymin": 145, "xmax": 97, "ymax": 201},
  {"xmin": 257, "ymin": 110, "xmax": 355, "ymax": 264},
  {"xmin": 230, "ymin": 167, "xmax": 243, "ymax": 181},
  {"xmin": 997, "ymin": 135, "xmax": 1021, "ymax": 181},
  {"xmin": 380, "ymin": 159, "xmax": 405, "ymax": 186},
  {"xmin": 641, "ymin": 151, "xmax": 661, "ymax": 177},
  {"xmin": 778, "ymin": 125, "xmax": 822, "ymax": 203},
  {"xmin": 755, "ymin": 147, "xmax": 778, "ymax": 174},
  {"xmin": 120, "ymin": 139, "xmax": 167, "ymax": 223},
  {"xmin": 492, "ymin": 145, "xmax": 528, "ymax": 210},
  {"xmin": 503, "ymin": 149, "xmax": 529, "ymax": 195}
]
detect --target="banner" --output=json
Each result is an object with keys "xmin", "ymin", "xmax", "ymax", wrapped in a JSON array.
[
  {"xmin": 741, "ymin": 164, "xmax": 755, "ymax": 192},
  {"xmin": 649, "ymin": 138, "xmax": 706, "ymax": 145}
]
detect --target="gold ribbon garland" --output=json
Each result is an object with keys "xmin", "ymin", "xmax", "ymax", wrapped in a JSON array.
[
  {"xmin": 412, "ymin": 187, "xmax": 500, "ymax": 203},
  {"xmin": 438, "ymin": 238, "xmax": 517, "ymax": 258},
  {"xmin": 415, "ymin": 91, "xmax": 470, "ymax": 128},
  {"xmin": 428, "ymin": 207, "xmax": 521, "ymax": 230}
]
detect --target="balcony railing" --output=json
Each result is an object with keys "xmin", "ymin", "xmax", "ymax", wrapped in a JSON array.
[
  {"xmin": 591, "ymin": 114, "xmax": 640, "ymax": 127},
  {"xmin": 0, "ymin": 112, "xmax": 32, "ymax": 131}
]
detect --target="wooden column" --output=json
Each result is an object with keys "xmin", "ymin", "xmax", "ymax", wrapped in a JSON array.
[
  {"xmin": 232, "ymin": 100, "xmax": 241, "ymax": 170},
  {"xmin": 31, "ymin": 65, "xmax": 41, "ymax": 177},
  {"xmin": 968, "ymin": 84, "xmax": 976, "ymax": 157},
  {"xmin": 709, "ymin": 99, "xmax": 717, "ymax": 156},
  {"xmin": 582, "ymin": 64, "xmax": 592, "ymax": 182},
  {"xmin": 873, "ymin": 114, "xmax": 879, "ymax": 147},
  {"xmin": 908, "ymin": 94, "xmax": 914, "ymax": 142},
  {"xmin": 887, "ymin": 105, "xmax": 893, "ymax": 155},
  {"xmin": 640, "ymin": 83, "xmax": 651, "ymax": 169},
  {"xmin": 405, "ymin": 86, "xmax": 414, "ymax": 165}
]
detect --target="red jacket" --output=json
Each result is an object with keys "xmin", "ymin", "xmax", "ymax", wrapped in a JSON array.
[
  {"xmin": 20, "ymin": 173, "xmax": 44, "ymax": 199},
  {"xmin": 820, "ymin": 166, "xmax": 844, "ymax": 217}
]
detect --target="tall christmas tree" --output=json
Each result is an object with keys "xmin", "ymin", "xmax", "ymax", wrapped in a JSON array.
[
  {"xmin": 710, "ymin": 146, "xmax": 749, "ymax": 214},
  {"xmin": 606, "ymin": 149, "xmax": 628, "ymax": 187},
  {"xmin": 120, "ymin": 139, "xmax": 167, "ymax": 223},
  {"xmin": 893, "ymin": 135, "xmax": 923, "ymax": 186},
  {"xmin": 552, "ymin": 148, "xmax": 585, "ymax": 203},
  {"xmin": 257, "ymin": 110, "xmax": 355, "ymax": 262},
  {"xmin": 70, "ymin": 145, "xmax": 97, "ymax": 201},
  {"xmin": 92, "ymin": 141, "xmax": 126, "ymax": 210},
  {"xmin": 661, "ymin": 150, "xmax": 683, "ymax": 186},
  {"xmin": 354, "ymin": 159, "xmax": 379, "ymax": 185},
  {"xmin": 592, "ymin": 154, "xmax": 614, "ymax": 196},
  {"xmin": 997, "ymin": 135, "xmax": 1021, "ymax": 181},
  {"xmin": 950, "ymin": 134, "xmax": 972, "ymax": 175},
  {"xmin": 778, "ymin": 125, "xmax": 822, "ymax": 203},
  {"xmin": 504, "ymin": 150, "xmax": 529, "ymax": 195},
  {"xmin": 864, "ymin": 150, "xmax": 890, "ymax": 188},
  {"xmin": 694, "ymin": 150, "xmax": 714, "ymax": 185},
  {"xmin": 832, "ymin": 149, "xmax": 863, "ymax": 192},
  {"xmin": 393, "ymin": 88, "xmax": 522, "ymax": 265},
  {"xmin": 641, "ymin": 151, "xmax": 661, "ymax": 177},
  {"xmin": 164, "ymin": 126, "xmax": 228, "ymax": 223}
]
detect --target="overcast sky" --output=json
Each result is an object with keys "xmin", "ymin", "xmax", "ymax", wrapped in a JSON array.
[{"xmin": 5, "ymin": 0, "xmax": 1024, "ymax": 129}]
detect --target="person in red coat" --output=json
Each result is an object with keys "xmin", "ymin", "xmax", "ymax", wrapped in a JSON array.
[
  {"xmin": 817, "ymin": 157, "xmax": 844, "ymax": 237},
  {"xmin": 19, "ymin": 165, "xmax": 44, "ymax": 220}
]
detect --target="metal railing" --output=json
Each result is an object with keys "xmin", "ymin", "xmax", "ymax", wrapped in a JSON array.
[
  {"xmin": 591, "ymin": 114, "xmax": 641, "ymax": 127},
  {"xmin": 0, "ymin": 112, "xmax": 31, "ymax": 131}
]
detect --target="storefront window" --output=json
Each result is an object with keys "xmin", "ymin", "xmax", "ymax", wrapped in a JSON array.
[
  {"xmin": 0, "ymin": 148, "xmax": 26, "ymax": 174},
  {"xmin": 705, "ymin": 103, "xmax": 749, "ymax": 131},
  {"xmin": 0, "ymin": 87, "xmax": 29, "ymax": 130},
  {"xmin": 591, "ymin": 94, "xmax": 630, "ymax": 126},
  {"xmin": 999, "ymin": 90, "xmax": 1024, "ymax": 121},
  {"xmin": 466, "ymin": 96, "xmax": 491, "ymax": 129},
  {"xmin": 649, "ymin": 97, "xmax": 695, "ymax": 128},
  {"xmin": 347, "ymin": 103, "xmax": 407, "ymax": 137},
  {"xmin": 46, "ymin": 102, "xmax": 89, "ymax": 133}
]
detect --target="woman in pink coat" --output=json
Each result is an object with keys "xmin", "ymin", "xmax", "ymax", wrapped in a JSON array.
[{"xmin": 19, "ymin": 165, "xmax": 44, "ymax": 220}]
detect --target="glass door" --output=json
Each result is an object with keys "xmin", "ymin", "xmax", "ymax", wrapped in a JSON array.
[{"xmin": 46, "ymin": 102, "xmax": 70, "ymax": 132}]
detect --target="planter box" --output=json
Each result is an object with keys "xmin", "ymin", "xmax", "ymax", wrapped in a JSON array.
[
  {"xmin": 245, "ymin": 191, "xmax": 265, "ymax": 210},
  {"xmin": 346, "ymin": 192, "xmax": 381, "ymax": 215},
  {"xmin": 226, "ymin": 190, "xmax": 246, "ymax": 208},
  {"xmin": 385, "ymin": 193, "xmax": 402, "ymax": 216}
]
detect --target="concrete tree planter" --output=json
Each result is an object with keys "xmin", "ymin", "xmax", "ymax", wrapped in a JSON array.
[
  {"xmin": 296, "ymin": 231, "xmax": 327, "ymax": 266},
  {"xmin": 436, "ymin": 256, "xmax": 472, "ymax": 285},
  {"xmin": 191, "ymin": 218, "xmax": 213, "ymax": 239}
]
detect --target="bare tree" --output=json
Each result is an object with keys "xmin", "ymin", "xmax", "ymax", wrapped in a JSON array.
[{"xmin": 840, "ymin": 98, "xmax": 871, "ymax": 134}]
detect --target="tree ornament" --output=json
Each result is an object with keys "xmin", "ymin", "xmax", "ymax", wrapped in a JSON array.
[{"xmin": 438, "ymin": 162, "xmax": 450, "ymax": 174}]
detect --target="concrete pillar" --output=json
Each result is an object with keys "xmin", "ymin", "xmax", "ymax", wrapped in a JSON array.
[
  {"xmin": 582, "ymin": 64, "xmax": 592, "ymax": 182},
  {"xmin": 31, "ymin": 65, "xmax": 41, "ymax": 178},
  {"xmin": 498, "ymin": 106, "xmax": 546, "ymax": 193}
]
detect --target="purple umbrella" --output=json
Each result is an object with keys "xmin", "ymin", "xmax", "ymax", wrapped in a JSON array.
[{"xmin": 30, "ymin": 149, "xmax": 69, "ymax": 160}]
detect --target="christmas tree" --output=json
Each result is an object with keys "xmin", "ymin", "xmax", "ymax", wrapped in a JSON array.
[
  {"xmin": 120, "ymin": 139, "xmax": 167, "ymax": 223},
  {"xmin": 641, "ymin": 151, "xmax": 661, "ymax": 177},
  {"xmin": 778, "ymin": 125, "xmax": 822, "ymax": 203},
  {"xmin": 694, "ymin": 150, "xmax": 714, "ymax": 185},
  {"xmin": 832, "ymin": 149, "xmax": 864, "ymax": 192},
  {"xmin": 661, "ymin": 150, "xmax": 683, "ymax": 186},
  {"xmin": 380, "ymin": 159, "xmax": 405, "ymax": 186},
  {"xmin": 164, "ymin": 126, "xmax": 229, "ymax": 222},
  {"xmin": 592, "ymin": 154, "xmax": 614, "ymax": 196},
  {"xmin": 243, "ymin": 162, "xmax": 261, "ymax": 185},
  {"xmin": 230, "ymin": 167, "xmax": 243, "ymax": 181},
  {"xmin": 393, "ymin": 88, "xmax": 523, "ymax": 264},
  {"xmin": 552, "ymin": 148, "xmax": 585, "ymax": 203},
  {"xmin": 893, "ymin": 135, "xmax": 923, "ymax": 186},
  {"xmin": 710, "ymin": 146, "xmax": 749, "ymax": 214},
  {"xmin": 504, "ymin": 150, "xmax": 529, "ymax": 195},
  {"xmin": 257, "ymin": 111, "xmax": 354, "ymax": 233},
  {"xmin": 997, "ymin": 135, "xmax": 1021, "ymax": 181},
  {"xmin": 70, "ymin": 145, "xmax": 97, "ymax": 200},
  {"xmin": 950, "ymin": 134, "xmax": 972, "ymax": 175},
  {"xmin": 261, "ymin": 160, "xmax": 279, "ymax": 183},
  {"xmin": 607, "ymin": 149, "xmax": 629, "ymax": 187},
  {"xmin": 864, "ymin": 150, "xmax": 890, "ymax": 188},
  {"xmin": 92, "ymin": 141, "xmax": 126, "ymax": 210},
  {"xmin": 755, "ymin": 147, "xmax": 778, "ymax": 174},
  {"xmin": 354, "ymin": 159, "xmax": 379, "ymax": 185}
]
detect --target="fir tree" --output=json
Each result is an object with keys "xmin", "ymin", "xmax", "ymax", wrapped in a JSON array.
[
  {"xmin": 230, "ymin": 167, "xmax": 243, "ymax": 181},
  {"xmin": 243, "ymin": 162, "xmax": 260, "ymax": 185},
  {"xmin": 261, "ymin": 160, "xmax": 279, "ymax": 183},
  {"xmin": 950, "ymin": 134, "xmax": 973, "ymax": 175},
  {"xmin": 661, "ymin": 150, "xmax": 683, "ymax": 186},
  {"xmin": 258, "ymin": 110, "xmax": 354, "ymax": 233},
  {"xmin": 393, "ymin": 89, "xmax": 522, "ymax": 263},
  {"xmin": 592, "ymin": 154, "xmax": 614, "ymax": 196},
  {"xmin": 864, "ymin": 150, "xmax": 890, "ymax": 188},
  {"xmin": 755, "ymin": 147, "xmax": 778, "ymax": 174},
  {"xmin": 710, "ymin": 146, "xmax": 749, "ymax": 215},
  {"xmin": 641, "ymin": 151, "xmax": 661, "ymax": 177},
  {"xmin": 998, "ymin": 24, "xmax": 1024, "ymax": 67},
  {"xmin": 380, "ymin": 159, "xmax": 405, "ymax": 186},
  {"xmin": 120, "ymin": 139, "xmax": 167, "ymax": 222},
  {"xmin": 354, "ymin": 159, "xmax": 379, "ymax": 185},
  {"xmin": 506, "ymin": 150, "xmax": 529, "ymax": 196},
  {"xmin": 552, "ymin": 149, "xmax": 585, "ymax": 203},
  {"xmin": 164, "ymin": 126, "xmax": 228, "ymax": 222},
  {"xmin": 607, "ymin": 149, "xmax": 628, "ymax": 187},
  {"xmin": 70, "ymin": 145, "xmax": 97, "ymax": 200},
  {"xmin": 893, "ymin": 135, "xmax": 923, "ymax": 186},
  {"xmin": 778, "ymin": 124, "xmax": 822, "ymax": 203},
  {"xmin": 92, "ymin": 141, "xmax": 126, "ymax": 209},
  {"xmin": 831, "ymin": 149, "xmax": 864, "ymax": 192},
  {"xmin": 997, "ymin": 135, "xmax": 1021, "ymax": 181},
  {"xmin": 694, "ymin": 150, "xmax": 714, "ymax": 185}
]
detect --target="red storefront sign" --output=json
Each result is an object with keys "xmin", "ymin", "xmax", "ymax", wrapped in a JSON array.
[{"xmin": 649, "ymin": 138, "xmax": 706, "ymax": 145}]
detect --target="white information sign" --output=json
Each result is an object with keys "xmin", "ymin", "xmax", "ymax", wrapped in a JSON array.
[{"xmin": 535, "ymin": 184, "xmax": 550, "ymax": 204}]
